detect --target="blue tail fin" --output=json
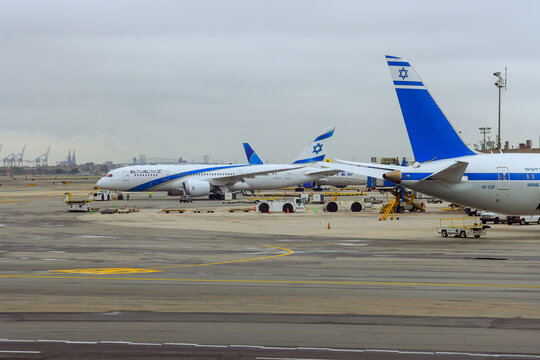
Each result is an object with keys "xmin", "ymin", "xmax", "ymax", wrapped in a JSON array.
[
  {"xmin": 386, "ymin": 55, "xmax": 475, "ymax": 162},
  {"xmin": 292, "ymin": 127, "xmax": 335, "ymax": 164},
  {"xmin": 242, "ymin": 143, "xmax": 264, "ymax": 165}
]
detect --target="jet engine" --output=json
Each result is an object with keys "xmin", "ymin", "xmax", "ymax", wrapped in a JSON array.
[{"xmin": 182, "ymin": 179, "xmax": 211, "ymax": 197}]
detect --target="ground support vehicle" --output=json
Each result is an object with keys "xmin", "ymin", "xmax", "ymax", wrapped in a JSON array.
[
  {"xmin": 380, "ymin": 189, "xmax": 425, "ymax": 214},
  {"xmin": 179, "ymin": 195, "xmax": 193, "ymax": 203},
  {"xmin": 66, "ymin": 200, "xmax": 93, "ymax": 212},
  {"xmin": 436, "ymin": 218, "xmax": 488, "ymax": 238},
  {"xmin": 325, "ymin": 196, "xmax": 373, "ymax": 212},
  {"xmin": 258, "ymin": 198, "xmax": 307, "ymax": 213},
  {"xmin": 465, "ymin": 208, "xmax": 481, "ymax": 216},
  {"xmin": 507, "ymin": 215, "xmax": 540, "ymax": 225},
  {"xmin": 311, "ymin": 193, "xmax": 325, "ymax": 204},
  {"xmin": 479, "ymin": 212, "xmax": 504, "ymax": 224},
  {"xmin": 91, "ymin": 190, "xmax": 121, "ymax": 201}
]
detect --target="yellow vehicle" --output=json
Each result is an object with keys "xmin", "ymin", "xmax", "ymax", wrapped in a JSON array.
[{"xmin": 436, "ymin": 217, "xmax": 488, "ymax": 238}]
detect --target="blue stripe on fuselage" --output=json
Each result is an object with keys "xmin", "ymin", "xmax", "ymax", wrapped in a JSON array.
[
  {"xmin": 401, "ymin": 172, "xmax": 538, "ymax": 182},
  {"xmin": 127, "ymin": 165, "xmax": 246, "ymax": 191}
]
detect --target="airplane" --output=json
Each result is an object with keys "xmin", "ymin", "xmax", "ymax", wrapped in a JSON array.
[
  {"xmin": 323, "ymin": 55, "xmax": 540, "ymax": 215},
  {"xmin": 96, "ymin": 128, "xmax": 341, "ymax": 199},
  {"xmin": 242, "ymin": 141, "xmax": 365, "ymax": 190}
]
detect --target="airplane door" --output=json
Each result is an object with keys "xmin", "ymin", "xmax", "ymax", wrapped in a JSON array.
[
  {"xmin": 497, "ymin": 167, "xmax": 509, "ymax": 190},
  {"xmin": 123, "ymin": 171, "xmax": 129, "ymax": 181}
]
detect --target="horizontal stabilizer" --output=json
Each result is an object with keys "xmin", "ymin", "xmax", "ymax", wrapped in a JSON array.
[{"xmin": 422, "ymin": 161, "xmax": 468, "ymax": 183}]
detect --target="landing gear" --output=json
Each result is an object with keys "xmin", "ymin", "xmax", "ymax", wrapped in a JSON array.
[{"xmin": 209, "ymin": 193, "xmax": 225, "ymax": 200}]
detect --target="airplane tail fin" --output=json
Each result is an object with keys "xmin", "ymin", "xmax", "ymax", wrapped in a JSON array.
[
  {"xmin": 242, "ymin": 143, "xmax": 264, "ymax": 165},
  {"xmin": 292, "ymin": 127, "xmax": 335, "ymax": 164},
  {"xmin": 386, "ymin": 55, "xmax": 475, "ymax": 162}
]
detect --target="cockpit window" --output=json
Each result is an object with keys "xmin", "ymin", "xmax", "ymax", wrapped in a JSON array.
[{"xmin": 106, "ymin": 173, "xmax": 113, "ymax": 177}]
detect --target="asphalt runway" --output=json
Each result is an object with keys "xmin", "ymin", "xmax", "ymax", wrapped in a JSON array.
[{"xmin": 0, "ymin": 180, "xmax": 539, "ymax": 359}]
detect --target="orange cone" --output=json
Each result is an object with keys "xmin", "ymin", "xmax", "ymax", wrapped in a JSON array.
[{"xmin": 327, "ymin": 222, "xmax": 331, "ymax": 229}]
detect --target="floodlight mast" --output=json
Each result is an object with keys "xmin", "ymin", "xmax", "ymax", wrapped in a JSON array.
[{"xmin": 493, "ymin": 67, "xmax": 507, "ymax": 150}]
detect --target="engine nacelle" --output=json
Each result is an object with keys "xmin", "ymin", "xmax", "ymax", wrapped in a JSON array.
[
  {"xmin": 302, "ymin": 181, "xmax": 321, "ymax": 190},
  {"xmin": 167, "ymin": 190, "xmax": 184, "ymax": 196},
  {"xmin": 182, "ymin": 179, "xmax": 211, "ymax": 197}
]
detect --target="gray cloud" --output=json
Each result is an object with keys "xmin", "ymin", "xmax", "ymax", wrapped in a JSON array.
[{"xmin": 1, "ymin": 0, "xmax": 539, "ymax": 164}]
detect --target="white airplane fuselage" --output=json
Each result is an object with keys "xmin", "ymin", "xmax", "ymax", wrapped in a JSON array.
[
  {"xmin": 396, "ymin": 153, "xmax": 540, "ymax": 215},
  {"xmin": 97, "ymin": 164, "xmax": 328, "ymax": 193}
]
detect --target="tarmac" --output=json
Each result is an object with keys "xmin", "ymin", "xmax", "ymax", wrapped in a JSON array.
[{"xmin": 0, "ymin": 176, "xmax": 539, "ymax": 359}]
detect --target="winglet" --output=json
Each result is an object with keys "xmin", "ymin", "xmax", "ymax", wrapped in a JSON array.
[{"xmin": 386, "ymin": 55, "xmax": 476, "ymax": 162}]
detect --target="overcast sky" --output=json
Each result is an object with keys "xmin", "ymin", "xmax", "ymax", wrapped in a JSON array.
[{"xmin": 1, "ymin": 0, "xmax": 539, "ymax": 165}]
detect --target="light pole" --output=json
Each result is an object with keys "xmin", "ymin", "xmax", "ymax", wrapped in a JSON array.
[
  {"xmin": 493, "ymin": 69, "xmax": 507, "ymax": 150},
  {"xmin": 479, "ymin": 127, "xmax": 491, "ymax": 150}
]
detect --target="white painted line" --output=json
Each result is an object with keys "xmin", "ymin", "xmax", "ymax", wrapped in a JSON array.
[
  {"xmin": 296, "ymin": 347, "xmax": 331, "ymax": 351},
  {"xmin": 37, "ymin": 339, "xmax": 68, "ymax": 342},
  {"xmin": 398, "ymin": 351, "xmax": 435, "ymax": 354},
  {"xmin": 164, "ymin": 342, "xmax": 198, "ymax": 346},
  {"xmin": 468, "ymin": 354, "xmax": 494, "ymax": 357},
  {"xmin": 365, "ymin": 349, "xmax": 399, "ymax": 353},
  {"xmin": 436, "ymin": 352, "xmax": 472, "ymax": 355},
  {"xmin": 230, "ymin": 344, "xmax": 264, "ymax": 349},
  {"xmin": 261, "ymin": 347, "xmax": 296, "ymax": 350},
  {"xmin": 100, "ymin": 341, "xmax": 131, "ymax": 344},
  {"xmin": 0, "ymin": 350, "xmax": 41, "ymax": 354},
  {"xmin": 65, "ymin": 341, "xmax": 98, "ymax": 344},
  {"xmin": 128, "ymin": 342, "xmax": 162, "ymax": 346},
  {"xmin": 328, "ymin": 348, "xmax": 365, "ymax": 352},
  {"xmin": 195, "ymin": 344, "xmax": 228, "ymax": 348},
  {"xmin": 0, "ymin": 339, "xmax": 36, "ymax": 342}
]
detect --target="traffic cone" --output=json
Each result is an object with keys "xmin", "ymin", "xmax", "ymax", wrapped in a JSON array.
[
  {"xmin": 327, "ymin": 222, "xmax": 331, "ymax": 229},
  {"xmin": 287, "ymin": 208, "xmax": 290, "ymax": 214},
  {"xmin": 378, "ymin": 217, "xmax": 382, "ymax": 221}
]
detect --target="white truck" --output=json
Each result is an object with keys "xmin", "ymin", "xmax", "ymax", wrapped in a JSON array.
[
  {"xmin": 66, "ymin": 200, "xmax": 93, "ymax": 212},
  {"xmin": 258, "ymin": 198, "xmax": 307, "ymax": 213},
  {"xmin": 91, "ymin": 190, "xmax": 122, "ymax": 201},
  {"xmin": 324, "ymin": 196, "xmax": 373, "ymax": 212}
]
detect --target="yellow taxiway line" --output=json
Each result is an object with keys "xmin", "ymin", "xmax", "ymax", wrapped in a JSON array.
[
  {"xmin": 31, "ymin": 245, "xmax": 294, "ymax": 275},
  {"xmin": 148, "ymin": 245, "xmax": 294, "ymax": 270},
  {"xmin": 0, "ymin": 274, "xmax": 538, "ymax": 288}
]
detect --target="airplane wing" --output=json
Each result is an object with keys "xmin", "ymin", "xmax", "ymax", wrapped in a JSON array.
[
  {"xmin": 208, "ymin": 165, "xmax": 304, "ymax": 186},
  {"xmin": 321, "ymin": 161, "xmax": 395, "ymax": 180},
  {"xmin": 303, "ymin": 168, "xmax": 342, "ymax": 177}
]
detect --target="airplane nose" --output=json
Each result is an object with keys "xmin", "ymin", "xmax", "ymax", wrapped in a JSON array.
[{"xmin": 96, "ymin": 177, "xmax": 104, "ymax": 187}]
